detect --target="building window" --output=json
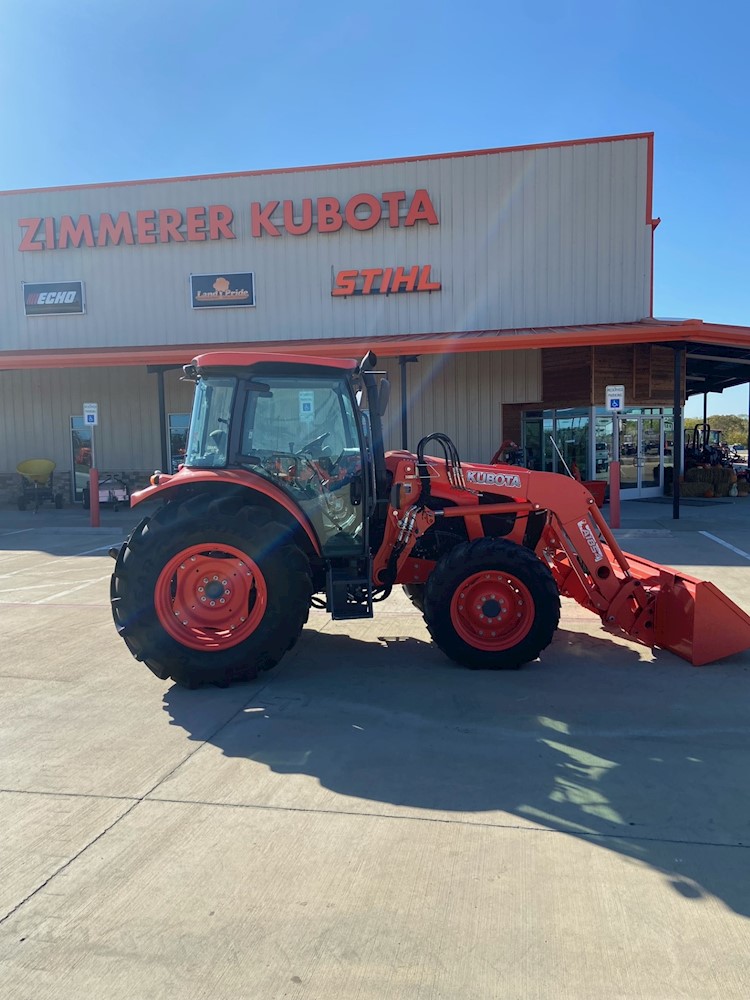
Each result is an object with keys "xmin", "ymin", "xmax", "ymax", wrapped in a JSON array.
[{"xmin": 168, "ymin": 413, "xmax": 190, "ymax": 472}]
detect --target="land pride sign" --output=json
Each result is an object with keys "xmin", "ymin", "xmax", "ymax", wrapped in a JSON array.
[{"xmin": 16, "ymin": 189, "xmax": 439, "ymax": 251}]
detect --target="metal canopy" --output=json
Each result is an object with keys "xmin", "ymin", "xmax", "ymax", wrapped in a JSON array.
[{"xmin": 682, "ymin": 343, "xmax": 750, "ymax": 398}]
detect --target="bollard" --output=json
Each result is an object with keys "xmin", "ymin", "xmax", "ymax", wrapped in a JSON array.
[
  {"xmin": 609, "ymin": 460, "xmax": 621, "ymax": 529},
  {"xmin": 90, "ymin": 468, "xmax": 100, "ymax": 528}
]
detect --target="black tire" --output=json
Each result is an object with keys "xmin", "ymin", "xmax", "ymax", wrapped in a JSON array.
[
  {"xmin": 402, "ymin": 584, "xmax": 425, "ymax": 613},
  {"xmin": 54, "ymin": 493, "xmax": 64, "ymax": 509},
  {"xmin": 423, "ymin": 537, "xmax": 560, "ymax": 669},
  {"xmin": 110, "ymin": 502, "xmax": 312, "ymax": 688},
  {"xmin": 82, "ymin": 488, "xmax": 90, "ymax": 510},
  {"xmin": 17, "ymin": 498, "xmax": 26, "ymax": 511}
]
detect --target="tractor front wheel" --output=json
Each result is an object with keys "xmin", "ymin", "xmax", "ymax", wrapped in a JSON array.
[
  {"xmin": 111, "ymin": 503, "xmax": 312, "ymax": 688},
  {"xmin": 423, "ymin": 538, "xmax": 560, "ymax": 669},
  {"xmin": 402, "ymin": 584, "xmax": 425, "ymax": 613}
]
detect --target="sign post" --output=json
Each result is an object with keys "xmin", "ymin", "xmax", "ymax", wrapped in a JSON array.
[
  {"xmin": 605, "ymin": 386, "xmax": 624, "ymax": 528},
  {"xmin": 83, "ymin": 403, "xmax": 100, "ymax": 527}
]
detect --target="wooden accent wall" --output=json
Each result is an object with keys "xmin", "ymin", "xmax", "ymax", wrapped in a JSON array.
[
  {"xmin": 501, "ymin": 402, "xmax": 531, "ymax": 446},
  {"xmin": 543, "ymin": 345, "xmax": 685, "ymax": 408},
  {"xmin": 592, "ymin": 346, "xmax": 634, "ymax": 404},
  {"xmin": 648, "ymin": 346, "xmax": 685, "ymax": 403},
  {"xmin": 542, "ymin": 347, "xmax": 593, "ymax": 407}
]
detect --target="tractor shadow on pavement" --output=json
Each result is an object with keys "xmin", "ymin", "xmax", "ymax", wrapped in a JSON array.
[{"xmin": 164, "ymin": 621, "xmax": 750, "ymax": 917}]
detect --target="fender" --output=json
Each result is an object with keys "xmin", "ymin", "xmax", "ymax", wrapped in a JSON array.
[{"xmin": 131, "ymin": 467, "xmax": 322, "ymax": 555}]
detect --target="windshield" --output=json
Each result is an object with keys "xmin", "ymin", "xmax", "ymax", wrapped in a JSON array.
[
  {"xmin": 185, "ymin": 376, "xmax": 236, "ymax": 467},
  {"xmin": 241, "ymin": 375, "xmax": 365, "ymax": 556}
]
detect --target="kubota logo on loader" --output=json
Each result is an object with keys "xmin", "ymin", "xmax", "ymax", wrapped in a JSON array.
[
  {"xmin": 577, "ymin": 519, "xmax": 604, "ymax": 563},
  {"xmin": 466, "ymin": 471, "xmax": 522, "ymax": 488}
]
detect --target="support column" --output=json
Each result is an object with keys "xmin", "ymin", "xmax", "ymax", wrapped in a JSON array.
[
  {"xmin": 673, "ymin": 346, "xmax": 684, "ymax": 521},
  {"xmin": 398, "ymin": 355, "xmax": 419, "ymax": 450}
]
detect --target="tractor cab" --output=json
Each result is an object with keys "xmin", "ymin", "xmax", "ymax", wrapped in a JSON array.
[{"xmin": 178, "ymin": 350, "xmax": 391, "ymax": 620}]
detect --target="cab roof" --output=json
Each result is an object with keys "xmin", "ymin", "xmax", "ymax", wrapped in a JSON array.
[{"xmin": 192, "ymin": 350, "xmax": 358, "ymax": 371}]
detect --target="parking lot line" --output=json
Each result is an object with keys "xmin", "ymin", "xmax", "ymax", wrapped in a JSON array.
[{"xmin": 699, "ymin": 531, "xmax": 750, "ymax": 562}]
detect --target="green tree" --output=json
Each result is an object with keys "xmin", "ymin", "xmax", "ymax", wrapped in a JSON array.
[{"xmin": 685, "ymin": 415, "xmax": 749, "ymax": 449}]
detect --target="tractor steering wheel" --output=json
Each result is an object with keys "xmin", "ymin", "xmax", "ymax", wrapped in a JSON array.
[{"xmin": 296, "ymin": 431, "xmax": 330, "ymax": 457}]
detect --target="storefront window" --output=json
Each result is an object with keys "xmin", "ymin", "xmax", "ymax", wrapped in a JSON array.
[
  {"xmin": 70, "ymin": 415, "xmax": 93, "ymax": 502},
  {"xmin": 594, "ymin": 416, "xmax": 612, "ymax": 481},
  {"xmin": 523, "ymin": 406, "xmax": 672, "ymax": 496},
  {"xmin": 523, "ymin": 418, "xmax": 543, "ymax": 470},
  {"xmin": 553, "ymin": 410, "xmax": 590, "ymax": 480},
  {"xmin": 168, "ymin": 413, "xmax": 190, "ymax": 473}
]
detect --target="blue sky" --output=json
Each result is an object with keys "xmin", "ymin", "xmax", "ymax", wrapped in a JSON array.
[{"xmin": 1, "ymin": 0, "xmax": 747, "ymax": 416}]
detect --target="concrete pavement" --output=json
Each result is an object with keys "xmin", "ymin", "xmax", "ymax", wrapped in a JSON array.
[{"xmin": 0, "ymin": 500, "xmax": 749, "ymax": 998}]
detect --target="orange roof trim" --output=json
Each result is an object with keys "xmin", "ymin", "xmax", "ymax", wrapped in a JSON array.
[{"xmin": 2, "ymin": 319, "xmax": 750, "ymax": 373}]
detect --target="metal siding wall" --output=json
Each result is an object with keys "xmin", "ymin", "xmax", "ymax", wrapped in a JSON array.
[
  {"xmin": 381, "ymin": 349, "xmax": 541, "ymax": 463},
  {"xmin": 0, "ymin": 137, "xmax": 652, "ymax": 353},
  {"xmin": 0, "ymin": 349, "xmax": 539, "ymax": 476},
  {"xmin": 0, "ymin": 367, "xmax": 162, "ymax": 474}
]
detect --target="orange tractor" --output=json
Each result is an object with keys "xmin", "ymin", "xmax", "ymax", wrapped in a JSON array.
[{"xmin": 110, "ymin": 350, "xmax": 750, "ymax": 688}]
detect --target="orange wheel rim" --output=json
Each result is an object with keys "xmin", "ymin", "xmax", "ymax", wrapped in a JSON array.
[
  {"xmin": 449, "ymin": 570, "xmax": 534, "ymax": 651},
  {"xmin": 154, "ymin": 543, "xmax": 266, "ymax": 651}
]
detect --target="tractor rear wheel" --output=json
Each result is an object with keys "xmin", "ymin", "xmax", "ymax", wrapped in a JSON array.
[
  {"xmin": 423, "ymin": 538, "xmax": 560, "ymax": 669},
  {"xmin": 111, "ymin": 502, "xmax": 312, "ymax": 688}
]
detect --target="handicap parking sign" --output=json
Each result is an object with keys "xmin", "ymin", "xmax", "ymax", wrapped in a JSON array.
[{"xmin": 605, "ymin": 385, "xmax": 625, "ymax": 411}]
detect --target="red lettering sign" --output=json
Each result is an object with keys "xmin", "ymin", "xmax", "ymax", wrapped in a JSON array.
[
  {"xmin": 18, "ymin": 218, "xmax": 44, "ymax": 251},
  {"xmin": 208, "ymin": 205, "xmax": 235, "ymax": 241},
  {"xmin": 405, "ymin": 189, "xmax": 438, "ymax": 227},
  {"xmin": 283, "ymin": 199, "xmax": 313, "ymax": 236},
  {"xmin": 18, "ymin": 205, "xmax": 237, "ymax": 250},
  {"xmin": 332, "ymin": 265, "xmax": 441, "ymax": 296},
  {"xmin": 58, "ymin": 215, "xmax": 95, "ymax": 249},
  {"xmin": 345, "ymin": 194, "xmax": 381, "ymax": 231},
  {"xmin": 17, "ymin": 189, "xmax": 438, "ymax": 250},
  {"xmin": 158, "ymin": 209, "xmax": 184, "ymax": 243},
  {"xmin": 317, "ymin": 197, "xmax": 343, "ymax": 233},
  {"xmin": 98, "ymin": 212, "xmax": 135, "ymax": 246},
  {"xmin": 251, "ymin": 190, "xmax": 439, "ymax": 237}
]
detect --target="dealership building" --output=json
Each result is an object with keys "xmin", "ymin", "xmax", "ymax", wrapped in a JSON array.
[{"xmin": 1, "ymin": 131, "xmax": 749, "ymax": 505}]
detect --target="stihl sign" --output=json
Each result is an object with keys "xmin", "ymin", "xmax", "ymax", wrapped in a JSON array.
[
  {"xmin": 17, "ymin": 189, "xmax": 439, "ymax": 251},
  {"xmin": 332, "ymin": 265, "xmax": 440, "ymax": 296}
]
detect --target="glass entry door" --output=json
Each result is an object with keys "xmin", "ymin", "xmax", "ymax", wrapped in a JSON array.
[
  {"xmin": 619, "ymin": 415, "xmax": 664, "ymax": 498},
  {"xmin": 70, "ymin": 416, "xmax": 94, "ymax": 502}
]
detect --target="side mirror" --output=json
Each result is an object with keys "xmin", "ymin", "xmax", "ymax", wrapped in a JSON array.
[
  {"xmin": 357, "ymin": 350, "xmax": 377, "ymax": 374},
  {"xmin": 378, "ymin": 378, "xmax": 391, "ymax": 416}
]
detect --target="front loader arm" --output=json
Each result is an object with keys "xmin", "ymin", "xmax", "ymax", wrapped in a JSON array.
[{"xmin": 524, "ymin": 472, "xmax": 750, "ymax": 665}]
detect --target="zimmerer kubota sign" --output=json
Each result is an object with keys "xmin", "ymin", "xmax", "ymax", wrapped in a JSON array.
[{"xmin": 17, "ymin": 189, "xmax": 439, "ymax": 251}]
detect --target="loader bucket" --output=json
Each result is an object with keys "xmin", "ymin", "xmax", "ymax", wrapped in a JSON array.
[{"xmin": 616, "ymin": 549, "xmax": 750, "ymax": 666}]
